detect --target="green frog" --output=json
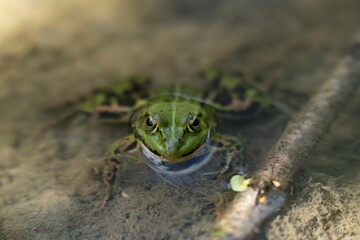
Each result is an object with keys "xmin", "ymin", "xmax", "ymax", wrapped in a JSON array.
[{"xmin": 56, "ymin": 69, "xmax": 273, "ymax": 207}]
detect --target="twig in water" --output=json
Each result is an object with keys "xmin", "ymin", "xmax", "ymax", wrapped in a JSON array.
[{"xmin": 213, "ymin": 44, "xmax": 360, "ymax": 240}]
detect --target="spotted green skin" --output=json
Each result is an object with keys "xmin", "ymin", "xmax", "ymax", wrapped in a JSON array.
[
  {"xmin": 133, "ymin": 96, "xmax": 215, "ymax": 161},
  {"xmin": 69, "ymin": 70, "xmax": 273, "ymax": 206}
]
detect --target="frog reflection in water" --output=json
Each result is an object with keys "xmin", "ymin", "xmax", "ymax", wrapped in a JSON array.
[{"xmin": 65, "ymin": 69, "xmax": 272, "ymax": 207}]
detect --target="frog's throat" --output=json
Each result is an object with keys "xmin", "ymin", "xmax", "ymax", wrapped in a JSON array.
[{"xmin": 137, "ymin": 136, "xmax": 215, "ymax": 175}]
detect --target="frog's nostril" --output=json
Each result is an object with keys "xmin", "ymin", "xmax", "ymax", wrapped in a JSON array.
[
  {"xmin": 178, "ymin": 138, "xmax": 183, "ymax": 142},
  {"xmin": 165, "ymin": 139, "xmax": 179, "ymax": 154}
]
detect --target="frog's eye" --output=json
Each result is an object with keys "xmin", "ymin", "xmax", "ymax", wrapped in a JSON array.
[
  {"xmin": 187, "ymin": 116, "xmax": 201, "ymax": 133},
  {"xmin": 146, "ymin": 116, "xmax": 158, "ymax": 134}
]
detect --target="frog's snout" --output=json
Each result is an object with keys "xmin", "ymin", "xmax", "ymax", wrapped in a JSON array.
[{"xmin": 165, "ymin": 138, "xmax": 182, "ymax": 155}]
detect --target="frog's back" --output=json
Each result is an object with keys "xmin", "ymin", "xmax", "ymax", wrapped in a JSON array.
[
  {"xmin": 148, "ymin": 83, "xmax": 204, "ymax": 102},
  {"xmin": 146, "ymin": 69, "xmax": 272, "ymax": 118},
  {"xmin": 73, "ymin": 69, "xmax": 272, "ymax": 124}
]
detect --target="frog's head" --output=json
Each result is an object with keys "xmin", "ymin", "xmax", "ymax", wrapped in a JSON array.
[{"xmin": 132, "ymin": 99, "xmax": 215, "ymax": 162}]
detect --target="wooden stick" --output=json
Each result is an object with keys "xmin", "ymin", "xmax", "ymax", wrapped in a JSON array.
[{"xmin": 213, "ymin": 44, "xmax": 360, "ymax": 240}]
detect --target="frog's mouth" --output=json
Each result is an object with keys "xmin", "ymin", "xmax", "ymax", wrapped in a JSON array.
[{"xmin": 137, "ymin": 140, "xmax": 215, "ymax": 175}]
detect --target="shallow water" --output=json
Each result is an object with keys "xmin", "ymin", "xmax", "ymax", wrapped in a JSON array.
[{"xmin": 0, "ymin": 0, "xmax": 360, "ymax": 239}]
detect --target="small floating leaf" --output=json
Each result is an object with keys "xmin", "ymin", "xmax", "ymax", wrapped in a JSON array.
[{"xmin": 230, "ymin": 175, "xmax": 252, "ymax": 192}]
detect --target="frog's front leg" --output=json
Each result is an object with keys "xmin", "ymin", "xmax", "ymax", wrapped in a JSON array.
[
  {"xmin": 102, "ymin": 134, "xmax": 137, "ymax": 208},
  {"xmin": 211, "ymin": 134, "xmax": 246, "ymax": 179}
]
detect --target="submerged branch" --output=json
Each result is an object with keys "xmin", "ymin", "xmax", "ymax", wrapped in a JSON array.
[{"xmin": 213, "ymin": 44, "xmax": 360, "ymax": 239}]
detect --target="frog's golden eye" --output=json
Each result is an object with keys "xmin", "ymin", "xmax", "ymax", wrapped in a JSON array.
[
  {"xmin": 146, "ymin": 116, "xmax": 158, "ymax": 133},
  {"xmin": 187, "ymin": 116, "xmax": 201, "ymax": 133}
]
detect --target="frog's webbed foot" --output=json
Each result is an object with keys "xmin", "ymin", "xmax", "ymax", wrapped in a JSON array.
[
  {"xmin": 200, "ymin": 68, "xmax": 273, "ymax": 118},
  {"xmin": 211, "ymin": 134, "xmax": 247, "ymax": 181},
  {"xmin": 101, "ymin": 135, "xmax": 137, "ymax": 208}
]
